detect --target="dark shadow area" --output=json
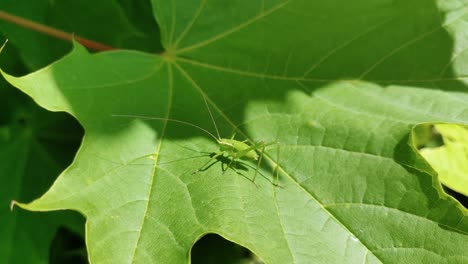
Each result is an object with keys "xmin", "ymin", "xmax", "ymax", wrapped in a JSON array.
[
  {"xmin": 0, "ymin": 33, "xmax": 87, "ymax": 263},
  {"xmin": 191, "ymin": 234, "xmax": 263, "ymax": 264},
  {"xmin": 195, "ymin": 152, "xmax": 250, "ymax": 173},
  {"xmin": 46, "ymin": 0, "xmax": 163, "ymax": 54},
  {"xmin": 444, "ymin": 187, "xmax": 468, "ymax": 209},
  {"xmin": 45, "ymin": 0, "xmax": 465, "ymax": 142},
  {"xmin": 115, "ymin": 0, "xmax": 164, "ymax": 53},
  {"xmin": 0, "ymin": 42, "xmax": 84, "ymax": 200},
  {"xmin": 297, "ymin": 1, "xmax": 465, "ymax": 93},
  {"xmin": 50, "ymin": 227, "xmax": 88, "ymax": 264},
  {"xmin": 0, "ymin": 0, "xmax": 163, "ymax": 72},
  {"xmin": 2, "ymin": 0, "xmax": 464, "ymax": 140}
]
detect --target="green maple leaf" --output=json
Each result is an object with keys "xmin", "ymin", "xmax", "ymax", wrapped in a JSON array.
[{"xmin": 3, "ymin": 1, "xmax": 468, "ymax": 263}]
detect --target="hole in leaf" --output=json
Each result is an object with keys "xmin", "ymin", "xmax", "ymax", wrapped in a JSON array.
[
  {"xmin": 49, "ymin": 227, "xmax": 88, "ymax": 264},
  {"xmin": 191, "ymin": 234, "xmax": 263, "ymax": 264},
  {"xmin": 416, "ymin": 123, "xmax": 468, "ymax": 205}
]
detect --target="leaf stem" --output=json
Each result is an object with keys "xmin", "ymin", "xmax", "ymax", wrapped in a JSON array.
[{"xmin": 0, "ymin": 11, "xmax": 114, "ymax": 51}]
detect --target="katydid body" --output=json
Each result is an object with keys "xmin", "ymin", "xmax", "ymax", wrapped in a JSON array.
[{"xmin": 219, "ymin": 138, "xmax": 258, "ymax": 160}]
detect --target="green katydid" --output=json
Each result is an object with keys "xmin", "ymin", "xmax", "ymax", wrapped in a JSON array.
[{"xmin": 113, "ymin": 96, "xmax": 279, "ymax": 186}]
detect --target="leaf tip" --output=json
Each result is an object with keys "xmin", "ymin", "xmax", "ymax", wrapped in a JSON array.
[
  {"xmin": 10, "ymin": 200, "xmax": 17, "ymax": 211},
  {"xmin": 0, "ymin": 39, "xmax": 8, "ymax": 53}
]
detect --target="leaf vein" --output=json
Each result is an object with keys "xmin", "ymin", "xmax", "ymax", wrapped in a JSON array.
[
  {"xmin": 130, "ymin": 64, "xmax": 174, "ymax": 263},
  {"xmin": 172, "ymin": 0, "xmax": 208, "ymax": 48},
  {"xmin": 174, "ymin": 0, "xmax": 292, "ymax": 54}
]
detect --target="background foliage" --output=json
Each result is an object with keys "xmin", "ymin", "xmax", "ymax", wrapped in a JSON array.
[{"xmin": 1, "ymin": 0, "xmax": 468, "ymax": 263}]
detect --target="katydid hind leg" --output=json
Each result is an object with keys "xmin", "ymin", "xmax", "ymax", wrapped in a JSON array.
[
  {"xmin": 252, "ymin": 145, "xmax": 266, "ymax": 184},
  {"xmin": 273, "ymin": 144, "xmax": 280, "ymax": 186}
]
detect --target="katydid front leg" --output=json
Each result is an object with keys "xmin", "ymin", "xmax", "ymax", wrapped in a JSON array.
[{"xmin": 192, "ymin": 151, "xmax": 225, "ymax": 174}]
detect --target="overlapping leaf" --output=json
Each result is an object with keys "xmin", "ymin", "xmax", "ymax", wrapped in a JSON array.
[
  {"xmin": 0, "ymin": 0, "xmax": 161, "ymax": 70},
  {"xmin": 2, "ymin": 0, "xmax": 468, "ymax": 263}
]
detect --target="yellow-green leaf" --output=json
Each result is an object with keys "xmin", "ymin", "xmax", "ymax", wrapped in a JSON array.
[{"xmin": 421, "ymin": 124, "xmax": 468, "ymax": 196}]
